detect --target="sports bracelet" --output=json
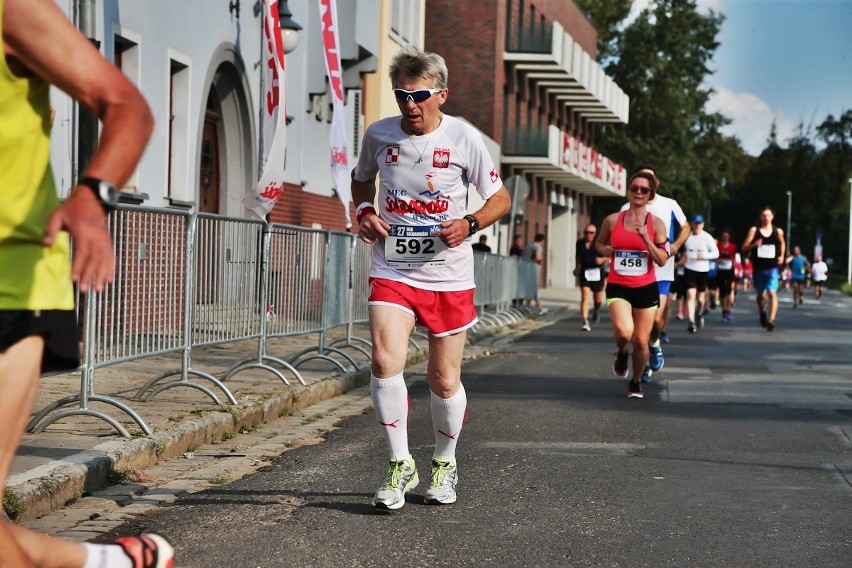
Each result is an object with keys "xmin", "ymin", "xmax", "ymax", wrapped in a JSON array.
[{"xmin": 356, "ymin": 202, "xmax": 377, "ymax": 224}]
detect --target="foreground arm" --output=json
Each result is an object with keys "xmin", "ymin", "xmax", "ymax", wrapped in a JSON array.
[{"xmin": 5, "ymin": 0, "xmax": 153, "ymax": 292}]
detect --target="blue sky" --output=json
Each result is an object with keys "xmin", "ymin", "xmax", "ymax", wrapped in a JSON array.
[{"xmin": 701, "ymin": 0, "xmax": 852, "ymax": 155}]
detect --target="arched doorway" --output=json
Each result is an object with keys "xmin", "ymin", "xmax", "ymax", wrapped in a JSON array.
[
  {"xmin": 199, "ymin": 99, "xmax": 221, "ymax": 214},
  {"xmin": 197, "ymin": 55, "xmax": 255, "ymax": 217}
]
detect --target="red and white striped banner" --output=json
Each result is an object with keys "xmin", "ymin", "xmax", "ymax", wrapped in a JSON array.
[
  {"xmin": 319, "ymin": 0, "xmax": 352, "ymax": 228},
  {"xmin": 244, "ymin": 0, "xmax": 288, "ymax": 218}
]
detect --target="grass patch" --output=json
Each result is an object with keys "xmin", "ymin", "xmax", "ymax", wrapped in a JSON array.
[
  {"xmin": 3, "ymin": 490, "xmax": 22, "ymax": 519},
  {"xmin": 207, "ymin": 475, "xmax": 230, "ymax": 485},
  {"xmin": 106, "ymin": 469, "xmax": 130, "ymax": 486},
  {"xmin": 222, "ymin": 431, "xmax": 235, "ymax": 441}
]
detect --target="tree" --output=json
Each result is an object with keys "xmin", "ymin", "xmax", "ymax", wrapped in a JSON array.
[
  {"xmin": 578, "ymin": 0, "xmax": 738, "ymax": 217},
  {"xmin": 573, "ymin": 0, "xmax": 632, "ymax": 64}
]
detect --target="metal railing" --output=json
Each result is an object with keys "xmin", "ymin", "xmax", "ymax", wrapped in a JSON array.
[{"xmin": 28, "ymin": 205, "xmax": 539, "ymax": 437}]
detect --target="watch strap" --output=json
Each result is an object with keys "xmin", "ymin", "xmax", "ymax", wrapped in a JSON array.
[{"xmin": 463, "ymin": 214, "xmax": 479, "ymax": 236}]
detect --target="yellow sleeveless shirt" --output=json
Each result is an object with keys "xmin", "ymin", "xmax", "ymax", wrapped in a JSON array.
[{"xmin": 0, "ymin": 0, "xmax": 74, "ymax": 310}]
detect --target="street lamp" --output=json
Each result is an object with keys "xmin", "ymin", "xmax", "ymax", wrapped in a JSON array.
[
  {"xmin": 278, "ymin": 0, "xmax": 302, "ymax": 54},
  {"xmin": 847, "ymin": 178, "xmax": 852, "ymax": 284},
  {"xmin": 786, "ymin": 190, "xmax": 792, "ymax": 251}
]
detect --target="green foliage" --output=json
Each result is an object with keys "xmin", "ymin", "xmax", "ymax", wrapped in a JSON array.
[
  {"xmin": 715, "ymin": 110, "xmax": 852, "ymax": 271},
  {"xmin": 573, "ymin": 0, "xmax": 632, "ymax": 63},
  {"xmin": 593, "ymin": 0, "xmax": 729, "ymax": 215}
]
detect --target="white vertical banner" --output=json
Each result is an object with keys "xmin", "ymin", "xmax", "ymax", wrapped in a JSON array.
[
  {"xmin": 244, "ymin": 0, "xmax": 288, "ymax": 218},
  {"xmin": 319, "ymin": 0, "xmax": 352, "ymax": 228}
]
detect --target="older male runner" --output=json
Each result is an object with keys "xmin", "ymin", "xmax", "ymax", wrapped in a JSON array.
[{"xmin": 352, "ymin": 47, "xmax": 510, "ymax": 509}]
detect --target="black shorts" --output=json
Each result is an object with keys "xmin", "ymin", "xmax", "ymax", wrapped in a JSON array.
[
  {"xmin": 685, "ymin": 269, "xmax": 709, "ymax": 292},
  {"xmin": 717, "ymin": 269, "xmax": 735, "ymax": 296},
  {"xmin": 579, "ymin": 274, "xmax": 605, "ymax": 293},
  {"xmin": 673, "ymin": 273, "xmax": 686, "ymax": 299},
  {"xmin": 0, "ymin": 310, "xmax": 80, "ymax": 373},
  {"xmin": 605, "ymin": 282, "xmax": 660, "ymax": 310}
]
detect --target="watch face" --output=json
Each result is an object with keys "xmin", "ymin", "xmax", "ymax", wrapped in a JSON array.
[{"xmin": 99, "ymin": 181, "xmax": 119, "ymax": 205}]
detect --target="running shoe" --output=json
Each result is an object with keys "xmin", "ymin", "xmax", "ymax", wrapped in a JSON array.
[
  {"xmin": 759, "ymin": 311, "xmax": 768, "ymax": 328},
  {"xmin": 115, "ymin": 534, "xmax": 175, "ymax": 568},
  {"xmin": 612, "ymin": 350, "xmax": 629, "ymax": 378},
  {"xmin": 676, "ymin": 312, "xmax": 684, "ymax": 320},
  {"xmin": 767, "ymin": 321, "xmax": 775, "ymax": 332},
  {"xmin": 592, "ymin": 308, "xmax": 600, "ymax": 324},
  {"xmin": 648, "ymin": 344, "xmax": 664, "ymax": 372},
  {"xmin": 372, "ymin": 457, "xmax": 419, "ymax": 510},
  {"xmin": 660, "ymin": 332, "xmax": 670, "ymax": 343},
  {"xmin": 688, "ymin": 321, "xmax": 697, "ymax": 334},
  {"xmin": 424, "ymin": 459, "xmax": 458, "ymax": 505},
  {"xmin": 627, "ymin": 380, "xmax": 644, "ymax": 399},
  {"xmin": 582, "ymin": 320, "xmax": 591, "ymax": 332},
  {"xmin": 710, "ymin": 299, "xmax": 717, "ymax": 310},
  {"xmin": 697, "ymin": 312, "xmax": 705, "ymax": 329},
  {"xmin": 640, "ymin": 365, "xmax": 653, "ymax": 383}
]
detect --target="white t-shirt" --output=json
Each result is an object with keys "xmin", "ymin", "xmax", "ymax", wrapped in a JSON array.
[
  {"xmin": 621, "ymin": 194, "xmax": 686, "ymax": 281},
  {"xmin": 811, "ymin": 261, "xmax": 828, "ymax": 282},
  {"xmin": 684, "ymin": 230, "xmax": 720, "ymax": 273},
  {"xmin": 353, "ymin": 114, "xmax": 503, "ymax": 291}
]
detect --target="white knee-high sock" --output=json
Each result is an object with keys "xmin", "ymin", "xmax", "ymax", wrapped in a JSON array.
[
  {"xmin": 83, "ymin": 543, "xmax": 132, "ymax": 568},
  {"xmin": 431, "ymin": 384, "xmax": 467, "ymax": 462},
  {"xmin": 370, "ymin": 373, "xmax": 410, "ymax": 461}
]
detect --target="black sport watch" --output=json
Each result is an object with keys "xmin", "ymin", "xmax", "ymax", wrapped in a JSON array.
[
  {"xmin": 79, "ymin": 177, "xmax": 119, "ymax": 210},
  {"xmin": 463, "ymin": 214, "xmax": 480, "ymax": 236}
]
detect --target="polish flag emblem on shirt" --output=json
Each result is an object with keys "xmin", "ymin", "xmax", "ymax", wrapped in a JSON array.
[
  {"xmin": 433, "ymin": 149, "xmax": 450, "ymax": 168},
  {"xmin": 386, "ymin": 145, "xmax": 400, "ymax": 164},
  {"xmin": 490, "ymin": 168, "xmax": 500, "ymax": 183}
]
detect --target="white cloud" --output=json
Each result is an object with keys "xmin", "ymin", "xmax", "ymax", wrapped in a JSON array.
[
  {"xmin": 706, "ymin": 86, "xmax": 797, "ymax": 155},
  {"xmin": 696, "ymin": 0, "xmax": 723, "ymax": 14}
]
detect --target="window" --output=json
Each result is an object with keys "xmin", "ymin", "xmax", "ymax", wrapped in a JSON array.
[
  {"xmin": 389, "ymin": 0, "xmax": 422, "ymax": 47},
  {"xmin": 168, "ymin": 57, "xmax": 190, "ymax": 201}
]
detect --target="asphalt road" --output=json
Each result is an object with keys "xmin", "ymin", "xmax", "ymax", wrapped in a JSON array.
[{"xmin": 103, "ymin": 288, "xmax": 852, "ymax": 567}]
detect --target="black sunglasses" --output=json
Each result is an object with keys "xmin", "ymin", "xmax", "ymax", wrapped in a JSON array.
[
  {"xmin": 628, "ymin": 185, "xmax": 651, "ymax": 195},
  {"xmin": 393, "ymin": 88, "xmax": 443, "ymax": 103}
]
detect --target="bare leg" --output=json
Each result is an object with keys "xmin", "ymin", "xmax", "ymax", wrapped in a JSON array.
[
  {"xmin": 630, "ymin": 307, "xmax": 656, "ymax": 381},
  {"xmin": 0, "ymin": 338, "xmax": 88, "ymax": 568}
]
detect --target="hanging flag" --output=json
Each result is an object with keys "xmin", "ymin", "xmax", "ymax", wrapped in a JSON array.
[
  {"xmin": 245, "ymin": 0, "xmax": 288, "ymax": 218},
  {"xmin": 319, "ymin": 0, "xmax": 352, "ymax": 228}
]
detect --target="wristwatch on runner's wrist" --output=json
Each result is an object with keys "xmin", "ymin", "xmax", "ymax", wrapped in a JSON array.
[
  {"xmin": 464, "ymin": 214, "xmax": 480, "ymax": 236},
  {"xmin": 78, "ymin": 177, "xmax": 119, "ymax": 210}
]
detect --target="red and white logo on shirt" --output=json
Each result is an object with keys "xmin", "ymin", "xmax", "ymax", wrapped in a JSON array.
[
  {"xmin": 433, "ymin": 149, "xmax": 450, "ymax": 168},
  {"xmin": 386, "ymin": 145, "xmax": 400, "ymax": 165},
  {"xmin": 490, "ymin": 168, "xmax": 500, "ymax": 183}
]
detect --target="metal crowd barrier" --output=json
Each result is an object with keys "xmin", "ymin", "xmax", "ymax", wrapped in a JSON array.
[
  {"xmin": 28, "ymin": 204, "xmax": 539, "ymax": 437},
  {"xmin": 471, "ymin": 252, "xmax": 538, "ymax": 332},
  {"xmin": 28, "ymin": 206, "xmax": 193, "ymax": 436}
]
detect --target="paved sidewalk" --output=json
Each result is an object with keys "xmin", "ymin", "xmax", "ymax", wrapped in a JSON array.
[{"xmin": 5, "ymin": 287, "xmax": 581, "ymax": 527}]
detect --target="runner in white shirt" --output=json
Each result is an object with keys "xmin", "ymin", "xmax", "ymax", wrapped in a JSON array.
[
  {"xmin": 352, "ymin": 48, "xmax": 510, "ymax": 510},
  {"xmin": 683, "ymin": 215, "xmax": 720, "ymax": 333},
  {"xmin": 621, "ymin": 167, "xmax": 689, "ymax": 382},
  {"xmin": 811, "ymin": 256, "xmax": 828, "ymax": 299}
]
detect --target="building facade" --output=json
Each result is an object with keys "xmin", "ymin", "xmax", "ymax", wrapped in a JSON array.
[
  {"xmin": 424, "ymin": 0, "xmax": 629, "ymax": 288},
  {"xmin": 47, "ymin": 0, "xmax": 626, "ymax": 289}
]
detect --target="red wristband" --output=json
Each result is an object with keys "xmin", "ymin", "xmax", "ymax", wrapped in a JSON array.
[{"xmin": 356, "ymin": 204, "xmax": 377, "ymax": 224}]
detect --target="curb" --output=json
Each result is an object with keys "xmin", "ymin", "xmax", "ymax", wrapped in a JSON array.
[{"xmin": 5, "ymin": 310, "xmax": 568, "ymax": 523}]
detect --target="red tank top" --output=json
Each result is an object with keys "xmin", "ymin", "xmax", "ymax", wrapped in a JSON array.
[
  {"xmin": 717, "ymin": 242, "xmax": 737, "ymax": 271},
  {"xmin": 607, "ymin": 211, "xmax": 657, "ymax": 287}
]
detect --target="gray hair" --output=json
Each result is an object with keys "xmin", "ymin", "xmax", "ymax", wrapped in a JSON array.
[{"xmin": 389, "ymin": 47, "xmax": 448, "ymax": 89}]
